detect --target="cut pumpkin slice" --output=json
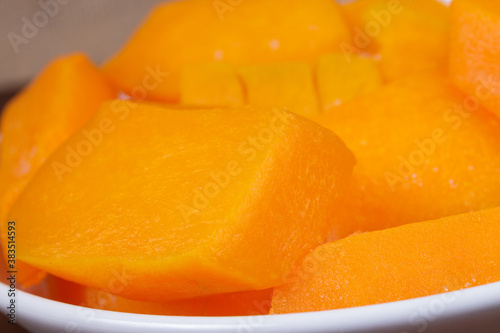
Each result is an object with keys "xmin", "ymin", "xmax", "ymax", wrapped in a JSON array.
[
  {"xmin": 271, "ymin": 207, "xmax": 500, "ymax": 314},
  {"xmin": 0, "ymin": 53, "xmax": 116, "ymax": 287},
  {"xmin": 10, "ymin": 101, "xmax": 355, "ymax": 302}
]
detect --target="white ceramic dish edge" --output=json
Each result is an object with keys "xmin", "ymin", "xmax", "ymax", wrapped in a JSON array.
[{"xmin": 1, "ymin": 280, "xmax": 500, "ymax": 333}]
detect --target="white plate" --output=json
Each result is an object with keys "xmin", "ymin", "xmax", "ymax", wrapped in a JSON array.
[{"xmin": 1, "ymin": 280, "xmax": 500, "ymax": 333}]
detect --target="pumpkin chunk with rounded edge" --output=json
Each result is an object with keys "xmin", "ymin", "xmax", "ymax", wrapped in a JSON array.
[
  {"xmin": 10, "ymin": 101, "xmax": 355, "ymax": 302},
  {"xmin": 0, "ymin": 53, "xmax": 116, "ymax": 288},
  {"xmin": 270, "ymin": 207, "xmax": 500, "ymax": 314},
  {"xmin": 103, "ymin": 0, "xmax": 351, "ymax": 102},
  {"xmin": 315, "ymin": 73, "xmax": 500, "ymax": 240},
  {"xmin": 450, "ymin": 0, "xmax": 500, "ymax": 118},
  {"xmin": 46, "ymin": 275, "xmax": 272, "ymax": 316},
  {"xmin": 180, "ymin": 62, "xmax": 244, "ymax": 106}
]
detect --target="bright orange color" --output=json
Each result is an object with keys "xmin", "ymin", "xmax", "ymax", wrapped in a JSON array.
[
  {"xmin": 238, "ymin": 63, "xmax": 319, "ymax": 118},
  {"xmin": 103, "ymin": 0, "xmax": 351, "ymax": 102},
  {"xmin": 46, "ymin": 275, "xmax": 272, "ymax": 316},
  {"xmin": 179, "ymin": 62, "xmax": 320, "ymax": 117},
  {"xmin": 270, "ymin": 207, "xmax": 500, "ymax": 314},
  {"xmin": 342, "ymin": 0, "xmax": 449, "ymax": 81},
  {"xmin": 315, "ymin": 73, "xmax": 500, "ymax": 240},
  {"xmin": 180, "ymin": 63, "xmax": 244, "ymax": 106},
  {"xmin": 0, "ymin": 53, "xmax": 116, "ymax": 287},
  {"xmin": 450, "ymin": 0, "xmax": 500, "ymax": 118},
  {"xmin": 11, "ymin": 101, "xmax": 355, "ymax": 302},
  {"xmin": 316, "ymin": 53, "xmax": 382, "ymax": 112}
]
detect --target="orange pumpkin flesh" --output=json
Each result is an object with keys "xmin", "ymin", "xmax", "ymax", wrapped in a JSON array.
[
  {"xmin": 450, "ymin": 0, "xmax": 500, "ymax": 118},
  {"xmin": 46, "ymin": 275, "xmax": 272, "ymax": 316},
  {"xmin": 10, "ymin": 101, "xmax": 355, "ymax": 302},
  {"xmin": 271, "ymin": 207, "xmax": 500, "ymax": 314},
  {"xmin": 103, "ymin": 0, "xmax": 351, "ymax": 102},
  {"xmin": 0, "ymin": 53, "xmax": 116, "ymax": 287},
  {"xmin": 315, "ymin": 73, "xmax": 500, "ymax": 239}
]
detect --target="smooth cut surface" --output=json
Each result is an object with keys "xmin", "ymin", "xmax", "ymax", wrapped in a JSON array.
[
  {"xmin": 10, "ymin": 102, "xmax": 355, "ymax": 302},
  {"xmin": 270, "ymin": 207, "xmax": 500, "ymax": 314}
]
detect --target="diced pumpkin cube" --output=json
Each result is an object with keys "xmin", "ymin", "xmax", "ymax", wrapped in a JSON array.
[
  {"xmin": 238, "ymin": 63, "xmax": 319, "ymax": 118},
  {"xmin": 103, "ymin": 0, "xmax": 351, "ymax": 102},
  {"xmin": 180, "ymin": 62, "xmax": 244, "ymax": 106}
]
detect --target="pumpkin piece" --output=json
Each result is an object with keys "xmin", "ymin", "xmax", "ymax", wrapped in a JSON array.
[
  {"xmin": 0, "ymin": 53, "xmax": 116, "ymax": 287},
  {"xmin": 238, "ymin": 63, "xmax": 319, "ymax": 118},
  {"xmin": 449, "ymin": 0, "xmax": 500, "ymax": 118},
  {"xmin": 316, "ymin": 53, "xmax": 382, "ymax": 111},
  {"xmin": 271, "ymin": 207, "xmax": 500, "ymax": 314},
  {"xmin": 103, "ymin": 0, "xmax": 351, "ymax": 102},
  {"xmin": 180, "ymin": 62, "xmax": 244, "ymax": 106},
  {"xmin": 11, "ymin": 101, "xmax": 355, "ymax": 302},
  {"xmin": 47, "ymin": 275, "xmax": 272, "ymax": 316},
  {"xmin": 315, "ymin": 73, "xmax": 500, "ymax": 239},
  {"xmin": 342, "ymin": 0, "xmax": 449, "ymax": 81}
]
